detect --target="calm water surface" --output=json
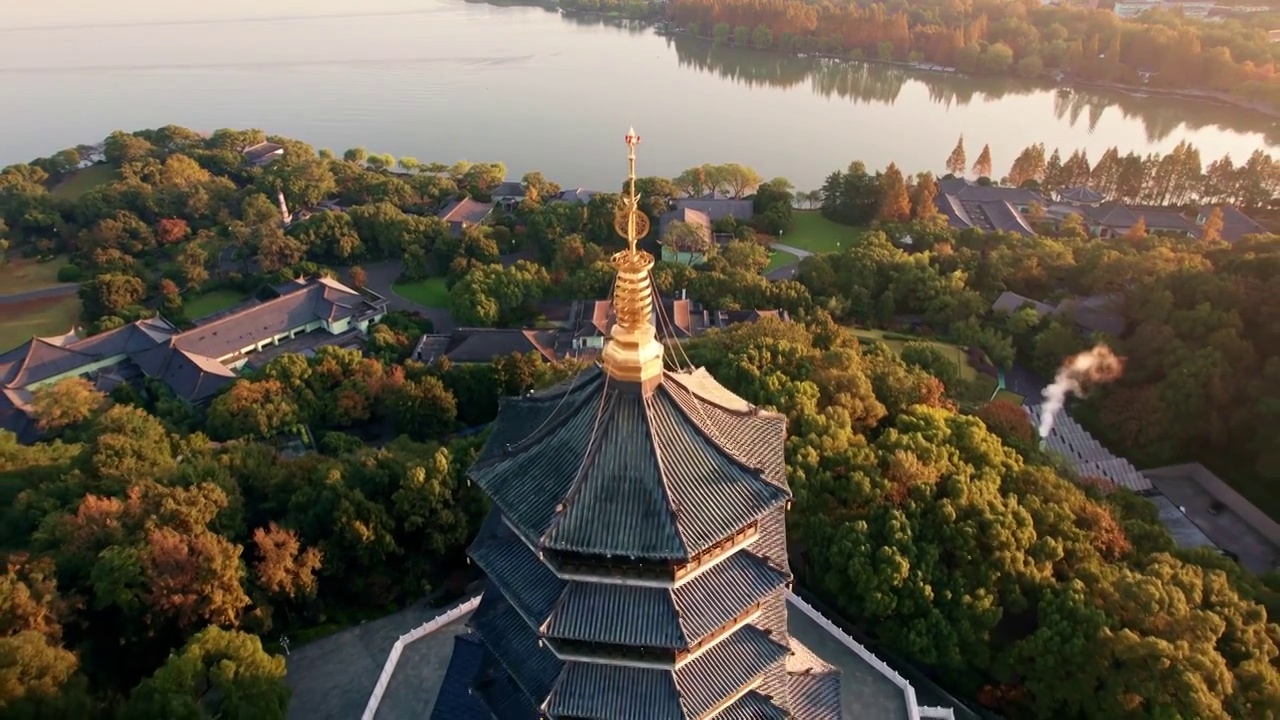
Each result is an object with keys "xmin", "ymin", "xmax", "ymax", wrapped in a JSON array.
[{"xmin": 1, "ymin": 0, "xmax": 1276, "ymax": 191}]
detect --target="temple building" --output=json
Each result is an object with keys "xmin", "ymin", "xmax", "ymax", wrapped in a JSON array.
[
  {"xmin": 342, "ymin": 131, "xmax": 958, "ymax": 720},
  {"xmin": 459, "ymin": 129, "xmax": 830, "ymax": 718}
]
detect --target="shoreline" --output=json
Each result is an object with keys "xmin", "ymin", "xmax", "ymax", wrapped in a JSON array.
[{"xmin": 644, "ymin": 19, "xmax": 1280, "ymax": 121}]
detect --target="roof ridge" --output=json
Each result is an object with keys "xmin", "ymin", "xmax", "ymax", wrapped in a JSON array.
[
  {"xmin": 643, "ymin": 390, "xmax": 694, "ymax": 564},
  {"xmin": 657, "ymin": 384, "xmax": 786, "ymax": 502},
  {"xmin": 470, "ymin": 373, "xmax": 603, "ymax": 474},
  {"xmin": 667, "ymin": 369, "xmax": 780, "ymax": 420},
  {"xmin": 538, "ymin": 381, "xmax": 616, "ymax": 548}
]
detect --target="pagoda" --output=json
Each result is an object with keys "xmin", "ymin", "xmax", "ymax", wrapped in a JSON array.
[{"xmin": 461, "ymin": 130, "xmax": 843, "ymax": 719}]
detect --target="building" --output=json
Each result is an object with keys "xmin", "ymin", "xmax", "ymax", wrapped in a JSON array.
[
  {"xmin": 935, "ymin": 179, "xmax": 1044, "ymax": 237},
  {"xmin": 991, "ymin": 291, "xmax": 1125, "ymax": 337},
  {"xmin": 658, "ymin": 207, "xmax": 714, "ymax": 263},
  {"xmin": 242, "ymin": 141, "xmax": 285, "ymax": 167},
  {"xmin": 439, "ymin": 198, "xmax": 496, "ymax": 237},
  {"xmin": 550, "ymin": 188, "xmax": 601, "ymax": 204},
  {"xmin": 1112, "ymin": 0, "xmax": 1214, "ymax": 18},
  {"xmin": 672, "ymin": 195, "xmax": 755, "ymax": 223},
  {"xmin": 1196, "ymin": 205, "xmax": 1267, "ymax": 244},
  {"xmin": 0, "ymin": 277, "xmax": 387, "ymax": 443},
  {"xmin": 412, "ymin": 294, "xmax": 793, "ymax": 366},
  {"xmin": 379, "ymin": 129, "xmax": 955, "ymax": 720},
  {"xmin": 1075, "ymin": 203, "xmax": 1197, "ymax": 238},
  {"xmin": 1056, "ymin": 186, "xmax": 1105, "ymax": 206},
  {"xmin": 491, "ymin": 181, "xmax": 526, "ymax": 211}
]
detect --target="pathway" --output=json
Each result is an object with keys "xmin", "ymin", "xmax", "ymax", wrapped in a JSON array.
[
  {"xmin": 764, "ymin": 242, "xmax": 813, "ymax": 281},
  {"xmin": 0, "ymin": 284, "xmax": 78, "ymax": 305},
  {"xmin": 343, "ymin": 261, "xmax": 455, "ymax": 334}
]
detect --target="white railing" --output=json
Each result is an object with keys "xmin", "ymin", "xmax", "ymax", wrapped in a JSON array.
[
  {"xmin": 785, "ymin": 590, "xmax": 929, "ymax": 720},
  {"xmin": 360, "ymin": 594, "xmax": 483, "ymax": 720}
]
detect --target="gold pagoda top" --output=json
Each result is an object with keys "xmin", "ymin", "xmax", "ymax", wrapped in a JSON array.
[{"xmin": 600, "ymin": 128, "xmax": 664, "ymax": 391}]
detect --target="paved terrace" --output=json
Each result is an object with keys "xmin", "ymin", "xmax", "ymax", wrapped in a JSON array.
[{"xmin": 285, "ymin": 599, "xmax": 471, "ymax": 720}]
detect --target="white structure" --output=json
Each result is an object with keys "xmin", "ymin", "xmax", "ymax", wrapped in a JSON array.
[{"xmin": 1024, "ymin": 404, "xmax": 1152, "ymax": 492}]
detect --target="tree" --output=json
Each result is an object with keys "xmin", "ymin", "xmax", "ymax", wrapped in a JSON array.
[
  {"xmin": 30, "ymin": 378, "xmax": 108, "ymax": 433},
  {"xmin": 252, "ymin": 523, "xmax": 322, "ymax": 603},
  {"xmin": 207, "ymin": 380, "xmax": 300, "ymax": 439},
  {"xmin": 81, "ymin": 273, "xmax": 146, "ymax": 318},
  {"xmin": 720, "ymin": 163, "xmax": 763, "ymax": 198},
  {"xmin": 350, "ymin": 265, "xmax": 368, "ymax": 289},
  {"xmin": 877, "ymin": 163, "xmax": 911, "ymax": 223},
  {"xmin": 343, "ymin": 147, "xmax": 367, "ymax": 165},
  {"xmin": 177, "ymin": 242, "xmax": 209, "ymax": 290},
  {"xmin": 663, "ymin": 220, "xmax": 711, "ymax": 264},
  {"xmin": 521, "ymin": 172, "xmax": 560, "ymax": 204},
  {"xmin": 155, "ymin": 218, "xmax": 190, "ymax": 245},
  {"xmin": 120, "ymin": 626, "xmax": 289, "ymax": 720},
  {"xmin": 973, "ymin": 144, "xmax": 993, "ymax": 179},
  {"xmin": 387, "ymin": 376, "xmax": 458, "ymax": 441},
  {"xmin": 1124, "ymin": 215, "xmax": 1147, "ymax": 240},
  {"xmin": 911, "ymin": 173, "xmax": 940, "ymax": 220},
  {"xmin": 1200, "ymin": 206, "xmax": 1224, "ymax": 243},
  {"xmin": 946, "ymin": 135, "xmax": 967, "ymax": 176}
]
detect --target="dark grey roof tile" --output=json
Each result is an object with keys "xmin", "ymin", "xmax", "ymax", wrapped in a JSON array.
[
  {"xmin": 675, "ymin": 551, "xmax": 787, "ymax": 642},
  {"xmin": 543, "ymin": 581, "xmax": 684, "ymax": 649},
  {"xmin": 469, "ymin": 518, "xmax": 564, "ymax": 624},
  {"xmin": 545, "ymin": 662, "xmax": 682, "ymax": 718},
  {"xmin": 788, "ymin": 672, "xmax": 843, "ymax": 720},
  {"xmin": 471, "ymin": 594, "xmax": 562, "ymax": 701},
  {"xmin": 716, "ymin": 690, "xmax": 788, "ymax": 719},
  {"xmin": 675, "ymin": 624, "xmax": 790, "ymax": 718},
  {"xmin": 474, "ymin": 652, "xmax": 541, "ymax": 720}
]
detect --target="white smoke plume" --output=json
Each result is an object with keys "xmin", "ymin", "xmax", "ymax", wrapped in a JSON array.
[{"xmin": 1038, "ymin": 344, "xmax": 1125, "ymax": 439}]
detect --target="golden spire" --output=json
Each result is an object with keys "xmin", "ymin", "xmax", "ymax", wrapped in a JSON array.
[{"xmin": 601, "ymin": 128, "xmax": 664, "ymax": 390}]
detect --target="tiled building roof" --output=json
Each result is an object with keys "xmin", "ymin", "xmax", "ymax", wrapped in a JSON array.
[
  {"xmin": 471, "ymin": 518, "xmax": 788, "ymax": 650},
  {"xmin": 672, "ymin": 197, "xmax": 756, "ymax": 222},
  {"xmin": 427, "ymin": 633, "xmax": 489, "ymax": 720},
  {"xmin": 469, "ymin": 367, "xmax": 789, "ymax": 561}
]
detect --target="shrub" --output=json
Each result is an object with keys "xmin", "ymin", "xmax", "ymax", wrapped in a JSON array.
[{"xmin": 56, "ymin": 264, "xmax": 82, "ymax": 282}]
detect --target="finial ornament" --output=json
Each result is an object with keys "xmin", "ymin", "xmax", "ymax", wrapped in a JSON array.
[
  {"xmin": 615, "ymin": 128, "xmax": 650, "ymax": 254},
  {"xmin": 602, "ymin": 128, "xmax": 664, "ymax": 390}
]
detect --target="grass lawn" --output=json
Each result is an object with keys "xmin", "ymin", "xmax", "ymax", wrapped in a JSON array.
[
  {"xmin": 781, "ymin": 211, "xmax": 859, "ymax": 254},
  {"xmin": 393, "ymin": 277, "xmax": 450, "ymax": 309},
  {"xmin": 766, "ymin": 248, "xmax": 800, "ymax": 273},
  {"xmin": 184, "ymin": 290, "xmax": 248, "ymax": 320},
  {"xmin": 849, "ymin": 328, "xmax": 978, "ymax": 380},
  {"xmin": 0, "ymin": 295, "xmax": 82, "ymax": 352},
  {"xmin": 50, "ymin": 164, "xmax": 115, "ymax": 200},
  {"xmin": 993, "ymin": 389, "xmax": 1026, "ymax": 406},
  {"xmin": 0, "ymin": 256, "xmax": 73, "ymax": 295}
]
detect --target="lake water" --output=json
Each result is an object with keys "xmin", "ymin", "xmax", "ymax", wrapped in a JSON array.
[{"xmin": 1, "ymin": 0, "xmax": 1276, "ymax": 192}]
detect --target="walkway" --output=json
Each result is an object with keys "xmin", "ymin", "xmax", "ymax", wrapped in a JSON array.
[
  {"xmin": 0, "ymin": 284, "xmax": 78, "ymax": 305},
  {"xmin": 764, "ymin": 242, "xmax": 814, "ymax": 281},
  {"xmin": 343, "ymin": 261, "xmax": 454, "ymax": 334}
]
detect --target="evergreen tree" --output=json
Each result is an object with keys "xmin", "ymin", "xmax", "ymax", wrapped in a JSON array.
[
  {"xmin": 911, "ymin": 172, "xmax": 940, "ymax": 221},
  {"xmin": 1043, "ymin": 149, "xmax": 1066, "ymax": 193},
  {"xmin": 877, "ymin": 163, "xmax": 912, "ymax": 223},
  {"xmin": 945, "ymin": 135, "xmax": 967, "ymax": 176},
  {"xmin": 972, "ymin": 144, "xmax": 993, "ymax": 179}
]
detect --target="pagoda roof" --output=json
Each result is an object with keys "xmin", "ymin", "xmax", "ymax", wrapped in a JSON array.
[
  {"xmin": 542, "ymin": 623, "xmax": 789, "ymax": 719},
  {"xmin": 470, "ymin": 367, "xmax": 789, "ymax": 562},
  {"xmin": 471, "ymin": 594, "xmax": 563, "ymax": 702},
  {"xmin": 470, "ymin": 512, "xmax": 788, "ymax": 650},
  {"xmin": 717, "ymin": 691, "xmax": 788, "ymax": 719}
]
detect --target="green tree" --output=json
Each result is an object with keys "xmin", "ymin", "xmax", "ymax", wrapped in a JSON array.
[{"xmin": 120, "ymin": 626, "xmax": 289, "ymax": 720}]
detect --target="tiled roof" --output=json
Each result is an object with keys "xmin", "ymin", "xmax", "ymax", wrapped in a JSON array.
[
  {"xmin": 659, "ymin": 208, "xmax": 713, "ymax": 240},
  {"xmin": 433, "ymin": 328, "xmax": 558, "ymax": 363},
  {"xmin": 788, "ymin": 672, "xmax": 844, "ymax": 720},
  {"xmin": 427, "ymin": 633, "xmax": 489, "ymax": 720},
  {"xmin": 715, "ymin": 691, "xmax": 788, "ymax": 719},
  {"xmin": 471, "ymin": 594, "xmax": 563, "ymax": 701},
  {"xmin": 131, "ymin": 342, "xmax": 237, "ymax": 402},
  {"xmin": 1081, "ymin": 203, "xmax": 1196, "ymax": 233},
  {"xmin": 174, "ymin": 277, "xmax": 379, "ymax": 360},
  {"xmin": 439, "ymin": 198, "xmax": 495, "ymax": 225},
  {"xmin": 1058, "ymin": 185, "xmax": 1105, "ymax": 204},
  {"xmin": 492, "ymin": 181, "xmax": 525, "ymax": 198},
  {"xmin": 1200, "ymin": 205, "xmax": 1267, "ymax": 244},
  {"xmin": 991, "ymin": 291, "xmax": 1055, "ymax": 317},
  {"xmin": 551, "ymin": 188, "xmax": 599, "ymax": 204},
  {"xmin": 937, "ymin": 178, "xmax": 1044, "ymax": 205},
  {"xmin": 472, "ymin": 509, "xmax": 786, "ymax": 649},
  {"xmin": 0, "ymin": 338, "xmax": 97, "ymax": 388},
  {"xmin": 469, "ymin": 520, "xmax": 564, "ymax": 625},
  {"xmin": 672, "ymin": 198, "xmax": 755, "ymax": 222},
  {"xmin": 470, "ymin": 368, "xmax": 789, "ymax": 561},
  {"xmin": 542, "ymin": 624, "xmax": 789, "ymax": 719},
  {"xmin": 474, "ymin": 653, "xmax": 541, "ymax": 720}
]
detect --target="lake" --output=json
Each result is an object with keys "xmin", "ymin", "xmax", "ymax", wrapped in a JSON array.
[{"xmin": 1, "ymin": 0, "xmax": 1276, "ymax": 192}]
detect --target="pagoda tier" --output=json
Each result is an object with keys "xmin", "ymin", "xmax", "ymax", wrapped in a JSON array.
[
  {"xmin": 470, "ymin": 367, "xmax": 790, "ymax": 564},
  {"xmin": 470, "ymin": 591, "xmax": 792, "ymax": 718},
  {"xmin": 469, "ymin": 510, "xmax": 790, "ymax": 653}
]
